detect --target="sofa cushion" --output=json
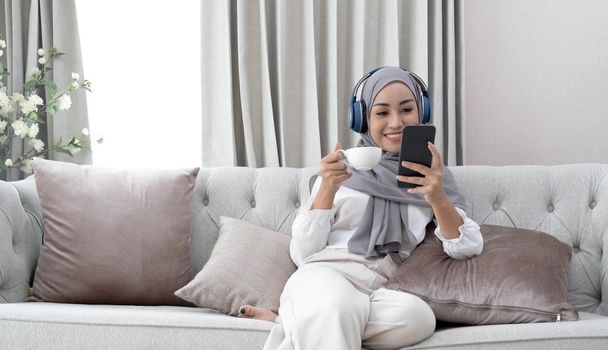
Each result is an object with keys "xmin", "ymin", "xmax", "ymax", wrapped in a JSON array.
[
  {"xmin": 0, "ymin": 302, "xmax": 274, "ymax": 350},
  {"xmin": 31, "ymin": 158, "xmax": 198, "ymax": 305},
  {"xmin": 386, "ymin": 224, "xmax": 579, "ymax": 324},
  {"xmin": 0, "ymin": 303, "xmax": 606, "ymax": 350},
  {"xmin": 175, "ymin": 216, "xmax": 296, "ymax": 315}
]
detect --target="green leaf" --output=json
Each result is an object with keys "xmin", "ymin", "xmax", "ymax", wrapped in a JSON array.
[
  {"xmin": 45, "ymin": 80, "xmax": 58, "ymax": 96},
  {"xmin": 47, "ymin": 102, "xmax": 58, "ymax": 115},
  {"xmin": 54, "ymin": 147, "xmax": 73, "ymax": 156},
  {"xmin": 24, "ymin": 80, "xmax": 38, "ymax": 93},
  {"xmin": 49, "ymin": 48, "xmax": 65, "ymax": 58},
  {"xmin": 27, "ymin": 112, "xmax": 38, "ymax": 122}
]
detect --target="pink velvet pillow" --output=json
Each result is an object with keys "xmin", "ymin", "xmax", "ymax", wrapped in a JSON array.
[
  {"xmin": 31, "ymin": 158, "xmax": 198, "ymax": 305},
  {"xmin": 386, "ymin": 224, "xmax": 579, "ymax": 324}
]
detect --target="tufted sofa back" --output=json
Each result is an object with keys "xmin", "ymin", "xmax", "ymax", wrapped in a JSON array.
[{"xmin": 1, "ymin": 165, "xmax": 606, "ymax": 316}]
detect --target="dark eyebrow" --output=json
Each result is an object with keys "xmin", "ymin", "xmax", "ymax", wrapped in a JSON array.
[{"xmin": 372, "ymin": 99, "xmax": 415, "ymax": 107}]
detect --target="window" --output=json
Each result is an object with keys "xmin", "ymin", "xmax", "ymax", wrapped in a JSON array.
[{"xmin": 76, "ymin": 1, "xmax": 201, "ymax": 168}]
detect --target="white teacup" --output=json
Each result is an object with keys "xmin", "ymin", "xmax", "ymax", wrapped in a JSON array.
[{"xmin": 338, "ymin": 147, "xmax": 382, "ymax": 170}]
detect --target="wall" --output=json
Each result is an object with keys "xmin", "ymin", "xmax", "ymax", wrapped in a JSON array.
[{"xmin": 464, "ymin": 0, "xmax": 608, "ymax": 165}]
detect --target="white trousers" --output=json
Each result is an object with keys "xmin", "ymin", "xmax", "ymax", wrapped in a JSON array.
[{"xmin": 263, "ymin": 248, "xmax": 436, "ymax": 350}]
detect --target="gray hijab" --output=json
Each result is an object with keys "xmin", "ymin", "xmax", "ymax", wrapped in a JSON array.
[{"xmin": 341, "ymin": 67, "xmax": 467, "ymax": 258}]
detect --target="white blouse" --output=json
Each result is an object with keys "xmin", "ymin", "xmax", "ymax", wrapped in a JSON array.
[{"xmin": 290, "ymin": 177, "xmax": 484, "ymax": 267}]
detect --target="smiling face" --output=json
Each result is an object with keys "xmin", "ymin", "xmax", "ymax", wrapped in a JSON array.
[{"xmin": 369, "ymin": 82, "xmax": 420, "ymax": 154}]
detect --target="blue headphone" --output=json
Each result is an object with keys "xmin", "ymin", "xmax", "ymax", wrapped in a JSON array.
[{"xmin": 348, "ymin": 67, "xmax": 431, "ymax": 133}]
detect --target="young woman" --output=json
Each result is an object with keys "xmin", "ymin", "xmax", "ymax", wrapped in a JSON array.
[{"xmin": 241, "ymin": 66, "xmax": 483, "ymax": 349}]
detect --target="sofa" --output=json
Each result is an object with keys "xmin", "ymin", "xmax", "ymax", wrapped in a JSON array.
[{"xmin": 1, "ymin": 164, "xmax": 607, "ymax": 349}]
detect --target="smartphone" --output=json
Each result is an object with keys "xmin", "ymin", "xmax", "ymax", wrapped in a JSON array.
[{"xmin": 398, "ymin": 125, "xmax": 436, "ymax": 188}]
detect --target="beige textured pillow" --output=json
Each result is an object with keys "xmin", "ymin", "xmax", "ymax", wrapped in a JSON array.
[
  {"xmin": 175, "ymin": 216, "xmax": 296, "ymax": 315},
  {"xmin": 32, "ymin": 158, "xmax": 198, "ymax": 306},
  {"xmin": 386, "ymin": 224, "xmax": 579, "ymax": 324}
]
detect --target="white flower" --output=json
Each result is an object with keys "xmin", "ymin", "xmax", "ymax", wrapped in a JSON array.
[
  {"xmin": 28, "ymin": 123, "xmax": 39, "ymax": 138},
  {"xmin": 12, "ymin": 93, "xmax": 25, "ymax": 103},
  {"xmin": 28, "ymin": 94, "xmax": 44, "ymax": 105},
  {"xmin": 29, "ymin": 138, "xmax": 45, "ymax": 152},
  {"xmin": 71, "ymin": 72, "xmax": 80, "ymax": 80},
  {"xmin": 20, "ymin": 159, "xmax": 32, "ymax": 174},
  {"xmin": 38, "ymin": 48, "xmax": 44, "ymax": 56},
  {"xmin": 71, "ymin": 81, "xmax": 79, "ymax": 89},
  {"xmin": 58, "ymin": 94, "xmax": 72, "ymax": 110},
  {"xmin": 28, "ymin": 68, "xmax": 41, "ymax": 80},
  {"xmin": 0, "ymin": 50, "xmax": 4, "ymax": 57},
  {"xmin": 20, "ymin": 100, "xmax": 37, "ymax": 114},
  {"xmin": 0, "ymin": 91, "xmax": 9, "ymax": 108},
  {"xmin": 0, "ymin": 103, "xmax": 12, "ymax": 117},
  {"xmin": 38, "ymin": 57, "xmax": 46, "ymax": 65},
  {"xmin": 11, "ymin": 119, "xmax": 30, "ymax": 138},
  {"xmin": 4, "ymin": 158, "xmax": 13, "ymax": 166},
  {"xmin": 0, "ymin": 120, "xmax": 7, "ymax": 134},
  {"xmin": 0, "ymin": 40, "xmax": 6, "ymax": 48},
  {"xmin": 82, "ymin": 127, "xmax": 89, "ymax": 135}
]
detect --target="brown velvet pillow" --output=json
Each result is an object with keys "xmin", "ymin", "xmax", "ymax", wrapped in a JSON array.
[
  {"xmin": 385, "ymin": 224, "xmax": 579, "ymax": 324},
  {"xmin": 175, "ymin": 216, "xmax": 296, "ymax": 316},
  {"xmin": 31, "ymin": 158, "xmax": 198, "ymax": 306}
]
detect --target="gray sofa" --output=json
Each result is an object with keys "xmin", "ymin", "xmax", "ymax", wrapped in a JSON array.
[{"xmin": 1, "ymin": 164, "xmax": 607, "ymax": 349}]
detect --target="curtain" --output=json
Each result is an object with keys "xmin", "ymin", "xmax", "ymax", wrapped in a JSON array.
[
  {"xmin": 1, "ymin": 0, "xmax": 90, "ymax": 180},
  {"xmin": 201, "ymin": 0, "xmax": 464, "ymax": 167}
]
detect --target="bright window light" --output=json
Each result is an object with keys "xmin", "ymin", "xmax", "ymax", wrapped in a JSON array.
[{"xmin": 76, "ymin": 0, "xmax": 201, "ymax": 169}]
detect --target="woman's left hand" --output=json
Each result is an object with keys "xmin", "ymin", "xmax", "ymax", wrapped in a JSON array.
[{"xmin": 397, "ymin": 142, "xmax": 448, "ymax": 206}]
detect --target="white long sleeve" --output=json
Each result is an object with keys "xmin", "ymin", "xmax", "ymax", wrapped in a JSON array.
[
  {"xmin": 433, "ymin": 207, "xmax": 484, "ymax": 260},
  {"xmin": 289, "ymin": 209, "xmax": 333, "ymax": 267},
  {"xmin": 290, "ymin": 177, "xmax": 483, "ymax": 266}
]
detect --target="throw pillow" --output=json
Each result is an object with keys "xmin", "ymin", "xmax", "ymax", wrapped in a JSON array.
[
  {"xmin": 385, "ymin": 224, "xmax": 579, "ymax": 324},
  {"xmin": 31, "ymin": 158, "xmax": 198, "ymax": 306},
  {"xmin": 175, "ymin": 216, "xmax": 296, "ymax": 316}
]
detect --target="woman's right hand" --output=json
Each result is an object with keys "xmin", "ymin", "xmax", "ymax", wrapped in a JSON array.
[
  {"xmin": 311, "ymin": 143, "xmax": 352, "ymax": 210},
  {"xmin": 319, "ymin": 143, "xmax": 352, "ymax": 193}
]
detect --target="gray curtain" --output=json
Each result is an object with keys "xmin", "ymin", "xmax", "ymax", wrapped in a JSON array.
[
  {"xmin": 201, "ymin": 0, "xmax": 464, "ymax": 167},
  {"xmin": 1, "ymin": 0, "xmax": 90, "ymax": 180}
]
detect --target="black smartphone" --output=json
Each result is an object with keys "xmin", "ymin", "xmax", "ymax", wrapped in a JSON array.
[{"xmin": 398, "ymin": 125, "xmax": 436, "ymax": 188}]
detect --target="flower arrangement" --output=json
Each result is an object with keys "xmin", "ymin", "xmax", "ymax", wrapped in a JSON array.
[{"xmin": 0, "ymin": 35, "xmax": 102, "ymax": 177}]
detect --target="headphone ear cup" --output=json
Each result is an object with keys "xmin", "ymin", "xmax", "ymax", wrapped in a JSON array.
[
  {"xmin": 349, "ymin": 100, "xmax": 367, "ymax": 133},
  {"xmin": 421, "ymin": 92, "xmax": 431, "ymax": 124}
]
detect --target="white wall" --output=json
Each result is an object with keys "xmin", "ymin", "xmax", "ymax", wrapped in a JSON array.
[{"xmin": 464, "ymin": 0, "xmax": 608, "ymax": 165}]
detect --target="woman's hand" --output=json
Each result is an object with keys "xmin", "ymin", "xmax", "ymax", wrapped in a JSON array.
[
  {"xmin": 396, "ymin": 142, "xmax": 448, "ymax": 206},
  {"xmin": 319, "ymin": 143, "xmax": 352, "ymax": 193},
  {"xmin": 311, "ymin": 143, "xmax": 352, "ymax": 210},
  {"xmin": 397, "ymin": 142, "xmax": 464, "ymax": 238}
]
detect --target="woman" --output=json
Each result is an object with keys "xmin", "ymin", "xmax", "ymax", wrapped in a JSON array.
[{"xmin": 242, "ymin": 66, "xmax": 483, "ymax": 349}]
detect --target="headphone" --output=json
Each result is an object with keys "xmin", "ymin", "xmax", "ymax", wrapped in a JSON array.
[{"xmin": 348, "ymin": 67, "xmax": 431, "ymax": 133}]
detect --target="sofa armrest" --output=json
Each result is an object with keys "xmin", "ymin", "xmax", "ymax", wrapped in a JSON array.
[{"xmin": 0, "ymin": 177, "xmax": 43, "ymax": 303}]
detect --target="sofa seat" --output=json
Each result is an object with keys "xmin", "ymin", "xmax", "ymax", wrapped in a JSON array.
[
  {"xmin": 0, "ymin": 302, "xmax": 274, "ymax": 349},
  {"xmin": 1, "ymin": 302, "xmax": 607, "ymax": 349}
]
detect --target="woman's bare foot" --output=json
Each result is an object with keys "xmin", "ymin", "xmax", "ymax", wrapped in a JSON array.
[{"xmin": 238, "ymin": 305, "xmax": 278, "ymax": 322}]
